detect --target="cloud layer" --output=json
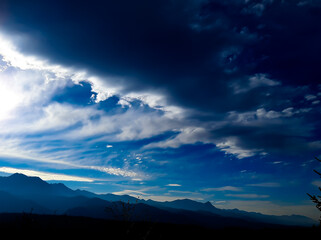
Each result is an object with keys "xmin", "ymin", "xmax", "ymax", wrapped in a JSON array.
[{"xmin": 1, "ymin": 0, "xmax": 320, "ymax": 160}]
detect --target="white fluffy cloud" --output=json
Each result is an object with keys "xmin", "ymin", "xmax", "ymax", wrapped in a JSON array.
[
  {"xmin": 144, "ymin": 127, "xmax": 211, "ymax": 149},
  {"xmin": 216, "ymin": 138, "xmax": 262, "ymax": 159},
  {"xmin": 0, "ymin": 32, "xmax": 196, "ymax": 181},
  {"xmin": 0, "ymin": 32, "xmax": 153, "ymax": 179}
]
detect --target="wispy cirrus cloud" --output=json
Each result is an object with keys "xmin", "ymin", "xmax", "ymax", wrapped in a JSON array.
[
  {"xmin": 225, "ymin": 194, "xmax": 270, "ymax": 199},
  {"xmin": 0, "ymin": 139, "xmax": 142, "ymax": 179},
  {"xmin": 201, "ymin": 186, "xmax": 243, "ymax": 192},
  {"xmin": 246, "ymin": 182, "xmax": 281, "ymax": 188}
]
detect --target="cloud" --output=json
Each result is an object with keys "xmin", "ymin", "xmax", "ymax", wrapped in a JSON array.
[
  {"xmin": 225, "ymin": 194, "xmax": 270, "ymax": 199},
  {"xmin": 112, "ymin": 189, "xmax": 149, "ymax": 197},
  {"xmin": 166, "ymin": 184, "xmax": 182, "ymax": 187},
  {"xmin": 89, "ymin": 166, "xmax": 138, "ymax": 178},
  {"xmin": 112, "ymin": 189, "xmax": 206, "ymax": 202},
  {"xmin": 0, "ymin": 34, "xmax": 171, "ymax": 179},
  {"xmin": 0, "ymin": 31, "xmax": 182, "ymax": 127},
  {"xmin": 216, "ymin": 139, "xmax": 262, "ymax": 159},
  {"xmin": 0, "ymin": 167, "xmax": 94, "ymax": 182},
  {"xmin": 246, "ymin": 182, "xmax": 281, "ymax": 187},
  {"xmin": 1, "ymin": 0, "xmax": 321, "ymax": 117},
  {"xmin": 0, "ymin": 0, "xmax": 320, "ymax": 165},
  {"xmin": 0, "ymin": 0, "xmax": 283, "ymax": 114},
  {"xmin": 311, "ymin": 180, "xmax": 321, "ymax": 187},
  {"xmin": 305, "ymin": 94, "xmax": 317, "ymax": 101},
  {"xmin": 26, "ymin": 103, "xmax": 101, "ymax": 133},
  {"xmin": 0, "ymin": 136, "xmax": 142, "ymax": 180},
  {"xmin": 201, "ymin": 186, "xmax": 243, "ymax": 192},
  {"xmin": 211, "ymin": 105, "xmax": 321, "ymax": 157},
  {"xmin": 241, "ymin": 2, "xmax": 268, "ymax": 17},
  {"xmin": 144, "ymin": 101, "xmax": 320, "ymax": 158},
  {"xmin": 144, "ymin": 127, "xmax": 211, "ymax": 149},
  {"xmin": 60, "ymin": 107, "xmax": 180, "ymax": 143},
  {"xmin": 231, "ymin": 73, "xmax": 280, "ymax": 94}
]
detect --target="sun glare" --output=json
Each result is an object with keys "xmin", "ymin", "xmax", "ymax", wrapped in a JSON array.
[
  {"xmin": 0, "ymin": 79, "xmax": 21, "ymax": 120},
  {"xmin": 0, "ymin": 32, "xmax": 47, "ymax": 70}
]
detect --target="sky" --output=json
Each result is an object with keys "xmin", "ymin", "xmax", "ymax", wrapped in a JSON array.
[{"xmin": 0, "ymin": 0, "xmax": 321, "ymax": 220}]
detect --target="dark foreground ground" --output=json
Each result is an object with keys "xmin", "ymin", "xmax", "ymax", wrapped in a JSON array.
[{"xmin": 0, "ymin": 213, "xmax": 319, "ymax": 239}]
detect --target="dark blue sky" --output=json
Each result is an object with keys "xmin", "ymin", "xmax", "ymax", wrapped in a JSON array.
[{"xmin": 0, "ymin": 0, "xmax": 320, "ymax": 219}]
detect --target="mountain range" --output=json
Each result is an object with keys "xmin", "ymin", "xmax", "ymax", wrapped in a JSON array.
[{"xmin": 0, "ymin": 173, "xmax": 316, "ymax": 229}]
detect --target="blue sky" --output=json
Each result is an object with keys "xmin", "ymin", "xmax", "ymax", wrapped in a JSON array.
[{"xmin": 0, "ymin": 0, "xmax": 321, "ymax": 220}]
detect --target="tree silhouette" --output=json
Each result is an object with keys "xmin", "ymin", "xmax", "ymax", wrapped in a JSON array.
[{"xmin": 307, "ymin": 157, "xmax": 321, "ymax": 226}]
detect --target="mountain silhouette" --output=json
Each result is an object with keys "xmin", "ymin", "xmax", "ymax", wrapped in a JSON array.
[
  {"xmin": 146, "ymin": 199, "xmax": 218, "ymax": 212},
  {"xmin": 0, "ymin": 190, "xmax": 48, "ymax": 214},
  {"xmin": 0, "ymin": 173, "xmax": 74, "ymax": 197},
  {"xmin": 0, "ymin": 173, "xmax": 316, "ymax": 228}
]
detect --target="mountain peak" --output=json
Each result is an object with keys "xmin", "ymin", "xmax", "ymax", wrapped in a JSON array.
[
  {"xmin": 8, "ymin": 173, "xmax": 45, "ymax": 184},
  {"xmin": 9, "ymin": 173, "xmax": 28, "ymax": 178},
  {"xmin": 0, "ymin": 172, "xmax": 54, "ymax": 197}
]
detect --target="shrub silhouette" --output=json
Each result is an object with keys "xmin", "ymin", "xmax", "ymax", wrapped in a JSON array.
[
  {"xmin": 105, "ymin": 199, "xmax": 140, "ymax": 237},
  {"xmin": 105, "ymin": 198, "xmax": 156, "ymax": 239},
  {"xmin": 307, "ymin": 157, "xmax": 321, "ymax": 226},
  {"xmin": 105, "ymin": 199, "xmax": 138, "ymax": 222}
]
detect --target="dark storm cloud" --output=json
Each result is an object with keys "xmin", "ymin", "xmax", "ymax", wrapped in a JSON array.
[
  {"xmin": 0, "ymin": 0, "xmax": 287, "ymax": 112},
  {"xmin": 1, "ymin": 1, "xmax": 320, "ymax": 110},
  {"xmin": 1, "ymin": 0, "xmax": 320, "ymax": 156},
  {"xmin": 212, "ymin": 117, "xmax": 316, "ymax": 156}
]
